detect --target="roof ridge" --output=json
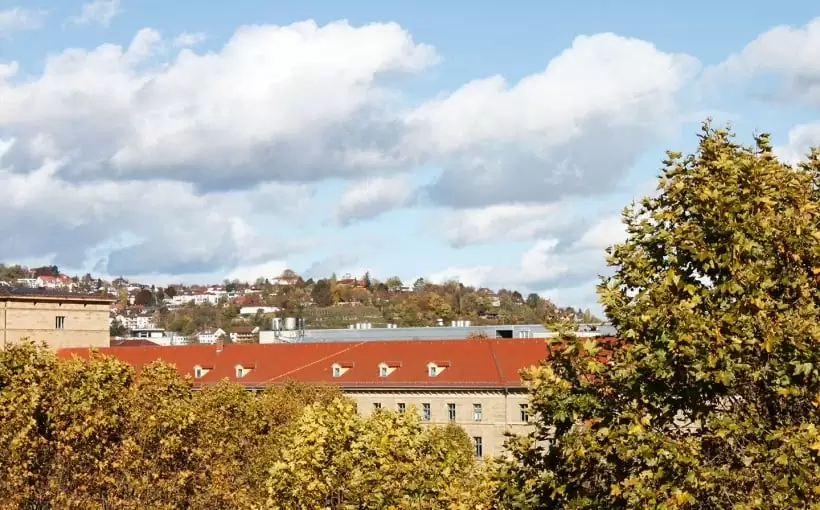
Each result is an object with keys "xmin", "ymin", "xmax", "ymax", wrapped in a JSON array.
[
  {"xmin": 264, "ymin": 341, "xmax": 366, "ymax": 383},
  {"xmin": 487, "ymin": 339, "xmax": 505, "ymax": 385}
]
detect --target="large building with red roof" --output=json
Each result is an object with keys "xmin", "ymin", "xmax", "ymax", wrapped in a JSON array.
[{"xmin": 60, "ymin": 337, "xmax": 556, "ymax": 456}]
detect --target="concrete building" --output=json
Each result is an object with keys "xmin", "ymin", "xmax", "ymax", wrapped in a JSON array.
[
  {"xmin": 58, "ymin": 338, "xmax": 583, "ymax": 457},
  {"xmin": 260, "ymin": 321, "xmax": 615, "ymax": 343},
  {"xmin": 1, "ymin": 287, "xmax": 114, "ymax": 350}
]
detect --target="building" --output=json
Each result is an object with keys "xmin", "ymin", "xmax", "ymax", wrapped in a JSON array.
[
  {"xmin": 57, "ymin": 338, "xmax": 575, "ymax": 457},
  {"xmin": 260, "ymin": 321, "xmax": 615, "ymax": 343},
  {"xmin": 1, "ymin": 287, "xmax": 114, "ymax": 350}
]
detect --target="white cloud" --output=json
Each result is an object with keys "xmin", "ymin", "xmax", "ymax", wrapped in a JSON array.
[
  {"xmin": 71, "ymin": 0, "xmax": 121, "ymax": 26},
  {"xmin": 173, "ymin": 31, "xmax": 206, "ymax": 47},
  {"xmin": 329, "ymin": 176, "xmax": 415, "ymax": 225},
  {"xmin": 0, "ymin": 139, "xmax": 314, "ymax": 276},
  {"xmin": 775, "ymin": 122, "xmax": 820, "ymax": 164},
  {"xmin": 0, "ymin": 7, "xmax": 47, "ymax": 36},
  {"xmin": 0, "ymin": 21, "xmax": 438, "ymax": 189},
  {"xmin": 0, "ymin": 19, "xmax": 696, "ymax": 280},
  {"xmin": 708, "ymin": 17, "xmax": 820, "ymax": 105},
  {"xmin": 428, "ymin": 214, "xmax": 625, "ymax": 298},
  {"xmin": 439, "ymin": 203, "xmax": 570, "ymax": 247},
  {"xmin": 408, "ymin": 33, "xmax": 699, "ymax": 208},
  {"xmin": 427, "ymin": 266, "xmax": 494, "ymax": 288}
]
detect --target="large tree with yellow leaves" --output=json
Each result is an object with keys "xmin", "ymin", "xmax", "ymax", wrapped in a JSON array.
[{"xmin": 496, "ymin": 123, "xmax": 820, "ymax": 508}]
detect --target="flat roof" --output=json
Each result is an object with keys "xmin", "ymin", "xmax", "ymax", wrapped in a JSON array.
[{"xmin": 0, "ymin": 287, "xmax": 114, "ymax": 303}]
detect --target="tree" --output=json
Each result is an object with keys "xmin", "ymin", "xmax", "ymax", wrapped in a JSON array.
[
  {"xmin": 525, "ymin": 293, "xmax": 540, "ymax": 309},
  {"xmin": 385, "ymin": 276, "xmax": 403, "ymax": 291},
  {"xmin": 413, "ymin": 277, "xmax": 426, "ymax": 293},
  {"xmin": 310, "ymin": 279, "xmax": 333, "ymax": 307},
  {"xmin": 133, "ymin": 288, "xmax": 154, "ymax": 307},
  {"xmin": 266, "ymin": 399, "xmax": 491, "ymax": 508},
  {"xmin": 496, "ymin": 122, "xmax": 820, "ymax": 507}
]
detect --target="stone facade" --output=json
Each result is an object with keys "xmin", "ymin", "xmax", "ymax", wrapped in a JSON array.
[
  {"xmin": 1, "ymin": 292, "xmax": 112, "ymax": 350},
  {"xmin": 348, "ymin": 389, "xmax": 532, "ymax": 457}
]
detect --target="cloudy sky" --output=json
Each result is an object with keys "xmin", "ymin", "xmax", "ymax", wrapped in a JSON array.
[{"xmin": 1, "ymin": 0, "xmax": 819, "ymax": 312}]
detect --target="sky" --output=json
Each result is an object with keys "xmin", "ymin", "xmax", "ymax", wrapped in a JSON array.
[{"xmin": 1, "ymin": 0, "xmax": 820, "ymax": 313}]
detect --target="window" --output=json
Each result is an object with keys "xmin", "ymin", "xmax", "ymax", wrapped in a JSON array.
[
  {"xmin": 332, "ymin": 366, "xmax": 341, "ymax": 377},
  {"xmin": 428, "ymin": 365, "xmax": 437, "ymax": 377},
  {"xmin": 447, "ymin": 403, "xmax": 456, "ymax": 421},
  {"xmin": 55, "ymin": 316, "xmax": 65, "ymax": 329},
  {"xmin": 422, "ymin": 403, "xmax": 431, "ymax": 421},
  {"xmin": 235, "ymin": 367, "xmax": 244, "ymax": 379},
  {"xmin": 397, "ymin": 403, "xmax": 406, "ymax": 414},
  {"xmin": 194, "ymin": 367, "xmax": 203, "ymax": 378},
  {"xmin": 520, "ymin": 404, "xmax": 529, "ymax": 423},
  {"xmin": 473, "ymin": 436, "xmax": 483, "ymax": 458},
  {"xmin": 473, "ymin": 403, "xmax": 483, "ymax": 421},
  {"xmin": 380, "ymin": 365, "xmax": 388, "ymax": 377},
  {"xmin": 373, "ymin": 403, "xmax": 382, "ymax": 411}
]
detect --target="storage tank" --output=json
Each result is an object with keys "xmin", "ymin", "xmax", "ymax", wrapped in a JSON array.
[
  {"xmin": 284, "ymin": 317, "xmax": 297, "ymax": 330},
  {"xmin": 464, "ymin": 320, "xmax": 471, "ymax": 327}
]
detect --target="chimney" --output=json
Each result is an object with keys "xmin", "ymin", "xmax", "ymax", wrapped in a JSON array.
[{"xmin": 216, "ymin": 335, "xmax": 224, "ymax": 354}]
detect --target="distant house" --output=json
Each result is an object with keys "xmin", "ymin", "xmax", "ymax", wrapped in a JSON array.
[
  {"xmin": 230, "ymin": 326, "xmax": 260, "ymax": 343},
  {"xmin": 239, "ymin": 306, "xmax": 279, "ymax": 316},
  {"xmin": 35, "ymin": 275, "xmax": 75, "ymax": 291},
  {"xmin": 197, "ymin": 328, "xmax": 226, "ymax": 344}
]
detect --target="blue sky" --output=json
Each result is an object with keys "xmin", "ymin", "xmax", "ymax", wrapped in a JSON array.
[{"xmin": 1, "ymin": 0, "xmax": 819, "ymax": 312}]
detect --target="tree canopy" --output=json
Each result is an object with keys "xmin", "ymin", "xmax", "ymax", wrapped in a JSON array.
[{"xmin": 496, "ymin": 122, "xmax": 820, "ymax": 508}]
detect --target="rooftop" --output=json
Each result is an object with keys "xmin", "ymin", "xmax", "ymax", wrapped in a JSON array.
[
  {"xmin": 0, "ymin": 287, "xmax": 114, "ymax": 303},
  {"xmin": 58, "ymin": 337, "xmax": 598, "ymax": 389}
]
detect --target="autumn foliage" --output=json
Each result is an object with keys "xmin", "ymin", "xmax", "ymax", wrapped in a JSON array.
[
  {"xmin": 496, "ymin": 123, "xmax": 820, "ymax": 508},
  {"xmin": 0, "ymin": 343, "xmax": 491, "ymax": 509}
]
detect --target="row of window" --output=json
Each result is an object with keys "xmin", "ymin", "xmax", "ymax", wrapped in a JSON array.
[
  {"xmin": 371, "ymin": 402, "xmax": 530, "ymax": 423},
  {"xmin": 333, "ymin": 364, "xmax": 444, "ymax": 378}
]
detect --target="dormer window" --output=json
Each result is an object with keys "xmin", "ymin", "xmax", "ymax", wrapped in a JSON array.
[
  {"xmin": 378, "ymin": 362, "xmax": 401, "ymax": 377},
  {"xmin": 195, "ymin": 367, "xmax": 203, "ymax": 378},
  {"xmin": 193, "ymin": 365, "xmax": 212, "ymax": 379},
  {"xmin": 331, "ymin": 362, "xmax": 354, "ymax": 377},
  {"xmin": 235, "ymin": 366, "xmax": 245, "ymax": 379},
  {"xmin": 427, "ymin": 361, "xmax": 450, "ymax": 377}
]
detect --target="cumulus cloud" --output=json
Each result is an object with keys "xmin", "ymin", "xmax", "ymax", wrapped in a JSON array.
[
  {"xmin": 708, "ymin": 17, "xmax": 820, "ymax": 104},
  {"xmin": 439, "ymin": 203, "xmax": 572, "ymax": 247},
  {"xmin": 408, "ymin": 33, "xmax": 700, "ymax": 208},
  {"xmin": 173, "ymin": 31, "xmax": 206, "ymax": 47},
  {"xmin": 775, "ymin": 122, "xmax": 820, "ymax": 164},
  {"xmin": 0, "ymin": 7, "xmax": 47, "ymax": 36},
  {"xmin": 303, "ymin": 254, "xmax": 361, "ymax": 279},
  {"xmin": 0, "ymin": 18, "xmax": 701, "ymax": 280},
  {"xmin": 0, "ymin": 139, "xmax": 314, "ymax": 276},
  {"xmin": 329, "ymin": 176, "xmax": 415, "ymax": 225},
  {"xmin": 0, "ymin": 21, "xmax": 437, "ymax": 189},
  {"xmin": 428, "ymin": 214, "xmax": 626, "ymax": 296},
  {"xmin": 71, "ymin": 0, "xmax": 121, "ymax": 26}
]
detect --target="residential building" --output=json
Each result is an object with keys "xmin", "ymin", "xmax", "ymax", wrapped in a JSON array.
[
  {"xmin": 1, "ymin": 287, "xmax": 113, "ymax": 350},
  {"xmin": 230, "ymin": 326, "xmax": 260, "ymax": 343},
  {"xmin": 35, "ymin": 275, "xmax": 75, "ymax": 291},
  {"xmin": 239, "ymin": 305, "xmax": 279, "ymax": 316},
  {"xmin": 197, "ymin": 328, "xmax": 225, "ymax": 344},
  {"xmin": 56, "ymin": 338, "xmax": 577, "ymax": 457}
]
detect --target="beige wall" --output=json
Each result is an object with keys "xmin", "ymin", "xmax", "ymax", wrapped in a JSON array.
[
  {"xmin": 1, "ymin": 299, "xmax": 110, "ymax": 350},
  {"xmin": 348, "ymin": 389, "xmax": 533, "ymax": 457}
]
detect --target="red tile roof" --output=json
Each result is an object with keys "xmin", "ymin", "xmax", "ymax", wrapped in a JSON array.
[{"xmin": 57, "ymin": 338, "xmax": 569, "ymax": 389}]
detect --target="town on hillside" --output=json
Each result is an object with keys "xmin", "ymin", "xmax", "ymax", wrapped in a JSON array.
[{"xmin": 0, "ymin": 264, "xmax": 604, "ymax": 346}]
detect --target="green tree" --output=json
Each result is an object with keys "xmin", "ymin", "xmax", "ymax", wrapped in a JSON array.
[
  {"xmin": 496, "ymin": 123, "xmax": 820, "ymax": 508},
  {"xmin": 525, "ymin": 293, "xmax": 540, "ymax": 309}
]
